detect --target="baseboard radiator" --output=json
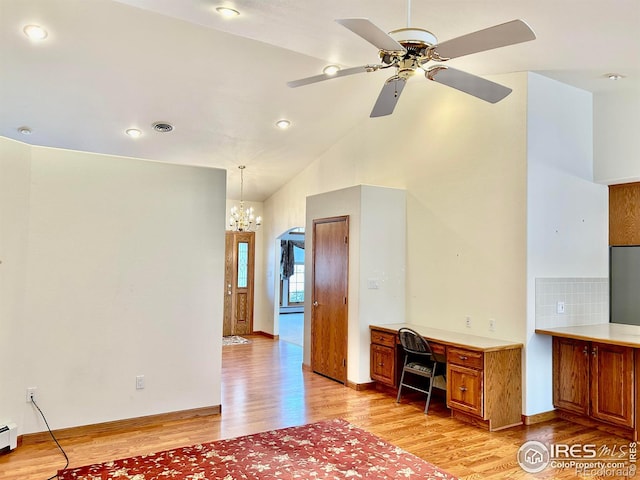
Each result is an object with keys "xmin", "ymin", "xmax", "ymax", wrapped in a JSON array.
[{"xmin": 0, "ymin": 423, "xmax": 17, "ymax": 451}]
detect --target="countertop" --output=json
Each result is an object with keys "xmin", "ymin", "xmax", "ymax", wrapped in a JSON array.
[
  {"xmin": 370, "ymin": 323, "xmax": 523, "ymax": 352},
  {"xmin": 536, "ymin": 323, "xmax": 640, "ymax": 348}
]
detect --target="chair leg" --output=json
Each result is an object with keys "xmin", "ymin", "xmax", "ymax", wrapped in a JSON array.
[
  {"xmin": 423, "ymin": 377, "xmax": 434, "ymax": 414},
  {"xmin": 396, "ymin": 368, "xmax": 406, "ymax": 403}
]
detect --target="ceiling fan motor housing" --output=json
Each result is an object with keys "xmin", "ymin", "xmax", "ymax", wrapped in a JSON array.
[{"xmin": 382, "ymin": 27, "xmax": 438, "ymax": 66}]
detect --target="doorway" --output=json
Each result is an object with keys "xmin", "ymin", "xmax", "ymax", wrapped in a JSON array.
[
  {"xmin": 278, "ymin": 228, "xmax": 305, "ymax": 346},
  {"xmin": 311, "ymin": 216, "xmax": 349, "ymax": 384},
  {"xmin": 223, "ymin": 231, "xmax": 255, "ymax": 336}
]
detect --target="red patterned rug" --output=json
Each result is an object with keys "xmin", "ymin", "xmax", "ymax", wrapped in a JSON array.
[{"xmin": 58, "ymin": 418, "xmax": 458, "ymax": 479}]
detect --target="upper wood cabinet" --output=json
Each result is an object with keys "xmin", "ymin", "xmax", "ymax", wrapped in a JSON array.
[{"xmin": 610, "ymin": 182, "xmax": 640, "ymax": 245}]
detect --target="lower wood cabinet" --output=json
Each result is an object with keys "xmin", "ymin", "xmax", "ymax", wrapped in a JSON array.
[
  {"xmin": 447, "ymin": 348, "xmax": 484, "ymax": 417},
  {"xmin": 553, "ymin": 337, "xmax": 635, "ymax": 429},
  {"xmin": 370, "ymin": 326, "xmax": 522, "ymax": 431}
]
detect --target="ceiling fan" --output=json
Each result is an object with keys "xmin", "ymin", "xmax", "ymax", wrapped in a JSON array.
[{"xmin": 287, "ymin": 8, "xmax": 536, "ymax": 118}]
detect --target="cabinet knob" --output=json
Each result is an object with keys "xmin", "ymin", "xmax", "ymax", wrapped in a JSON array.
[
  {"xmin": 459, "ymin": 386, "xmax": 467, "ymax": 392},
  {"xmin": 592, "ymin": 346, "xmax": 598, "ymax": 356},
  {"xmin": 583, "ymin": 345, "xmax": 588, "ymax": 355},
  {"xmin": 378, "ymin": 363, "xmax": 384, "ymax": 366},
  {"xmin": 459, "ymin": 355, "xmax": 468, "ymax": 360}
]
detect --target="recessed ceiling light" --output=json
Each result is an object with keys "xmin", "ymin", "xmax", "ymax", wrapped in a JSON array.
[
  {"xmin": 125, "ymin": 128, "xmax": 142, "ymax": 138},
  {"xmin": 216, "ymin": 6, "xmax": 240, "ymax": 17},
  {"xmin": 18, "ymin": 126, "xmax": 32, "ymax": 135},
  {"xmin": 606, "ymin": 73, "xmax": 624, "ymax": 80},
  {"xmin": 275, "ymin": 119, "xmax": 291, "ymax": 129},
  {"xmin": 323, "ymin": 65, "xmax": 341, "ymax": 76},
  {"xmin": 23, "ymin": 24, "xmax": 48, "ymax": 40}
]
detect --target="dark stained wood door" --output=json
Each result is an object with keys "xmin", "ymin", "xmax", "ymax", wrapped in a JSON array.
[
  {"xmin": 311, "ymin": 216, "xmax": 348, "ymax": 384},
  {"xmin": 223, "ymin": 231, "xmax": 255, "ymax": 336}
]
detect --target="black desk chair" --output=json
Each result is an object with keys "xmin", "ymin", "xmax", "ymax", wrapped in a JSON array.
[{"xmin": 396, "ymin": 327, "xmax": 446, "ymax": 414}]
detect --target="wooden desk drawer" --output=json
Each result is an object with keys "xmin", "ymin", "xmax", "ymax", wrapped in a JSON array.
[
  {"xmin": 371, "ymin": 330, "xmax": 396, "ymax": 347},
  {"xmin": 448, "ymin": 347, "xmax": 483, "ymax": 369},
  {"xmin": 430, "ymin": 342, "xmax": 446, "ymax": 361}
]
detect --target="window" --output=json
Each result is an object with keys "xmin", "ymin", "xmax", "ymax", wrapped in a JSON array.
[
  {"xmin": 237, "ymin": 242, "xmax": 248, "ymax": 288},
  {"xmin": 288, "ymin": 263, "xmax": 304, "ymax": 304}
]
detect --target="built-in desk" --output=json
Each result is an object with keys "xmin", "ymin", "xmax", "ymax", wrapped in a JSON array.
[
  {"xmin": 370, "ymin": 323, "xmax": 523, "ymax": 431},
  {"xmin": 537, "ymin": 323, "xmax": 640, "ymax": 440}
]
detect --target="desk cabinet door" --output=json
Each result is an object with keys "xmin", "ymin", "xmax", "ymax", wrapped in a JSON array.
[
  {"xmin": 448, "ymin": 364, "xmax": 483, "ymax": 417},
  {"xmin": 371, "ymin": 344, "xmax": 395, "ymax": 386}
]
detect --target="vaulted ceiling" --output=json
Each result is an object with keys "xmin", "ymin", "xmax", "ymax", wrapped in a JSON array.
[{"xmin": 1, "ymin": 0, "xmax": 638, "ymax": 200}]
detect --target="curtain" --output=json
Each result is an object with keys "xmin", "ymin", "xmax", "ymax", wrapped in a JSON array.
[{"xmin": 281, "ymin": 239, "xmax": 305, "ymax": 279}]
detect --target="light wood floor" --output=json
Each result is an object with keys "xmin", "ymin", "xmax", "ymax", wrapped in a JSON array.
[{"xmin": 0, "ymin": 336, "xmax": 633, "ymax": 479}]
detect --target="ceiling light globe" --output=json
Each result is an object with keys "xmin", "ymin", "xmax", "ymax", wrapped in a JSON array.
[
  {"xmin": 23, "ymin": 25, "xmax": 48, "ymax": 40},
  {"xmin": 18, "ymin": 126, "xmax": 32, "ymax": 135},
  {"xmin": 276, "ymin": 119, "xmax": 291, "ymax": 129}
]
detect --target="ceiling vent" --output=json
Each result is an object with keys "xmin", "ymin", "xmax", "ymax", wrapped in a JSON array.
[{"xmin": 152, "ymin": 122, "xmax": 174, "ymax": 133}]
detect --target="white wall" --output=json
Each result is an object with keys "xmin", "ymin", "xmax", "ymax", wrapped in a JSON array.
[
  {"xmin": 525, "ymin": 73, "xmax": 608, "ymax": 414},
  {"xmin": 358, "ymin": 185, "xmax": 406, "ymax": 381},
  {"xmin": 594, "ymin": 85, "xmax": 640, "ymax": 184},
  {"xmin": 1, "ymin": 138, "xmax": 226, "ymax": 434},
  {"xmin": 0, "ymin": 138, "xmax": 31, "ymax": 430}
]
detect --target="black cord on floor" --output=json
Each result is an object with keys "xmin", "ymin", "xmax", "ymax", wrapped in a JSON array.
[{"xmin": 31, "ymin": 398, "xmax": 69, "ymax": 480}]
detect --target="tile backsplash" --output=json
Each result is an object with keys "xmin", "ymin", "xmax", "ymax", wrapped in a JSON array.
[{"xmin": 535, "ymin": 278, "xmax": 609, "ymax": 329}]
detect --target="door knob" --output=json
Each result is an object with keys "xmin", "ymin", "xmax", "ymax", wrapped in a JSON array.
[{"xmin": 313, "ymin": 301, "xmax": 319, "ymax": 307}]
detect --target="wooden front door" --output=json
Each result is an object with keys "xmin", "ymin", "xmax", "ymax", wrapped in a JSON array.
[
  {"xmin": 311, "ymin": 216, "xmax": 348, "ymax": 383},
  {"xmin": 223, "ymin": 231, "xmax": 255, "ymax": 336}
]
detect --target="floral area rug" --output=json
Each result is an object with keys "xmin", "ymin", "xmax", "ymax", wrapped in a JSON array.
[
  {"xmin": 58, "ymin": 418, "xmax": 458, "ymax": 479},
  {"xmin": 222, "ymin": 335, "xmax": 251, "ymax": 346}
]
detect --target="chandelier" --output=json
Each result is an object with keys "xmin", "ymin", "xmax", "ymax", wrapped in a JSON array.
[{"xmin": 229, "ymin": 165, "xmax": 262, "ymax": 232}]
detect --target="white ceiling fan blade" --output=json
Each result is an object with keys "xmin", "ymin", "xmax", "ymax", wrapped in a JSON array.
[
  {"xmin": 429, "ymin": 19, "xmax": 536, "ymax": 61},
  {"xmin": 336, "ymin": 18, "xmax": 406, "ymax": 53},
  {"xmin": 287, "ymin": 65, "xmax": 378, "ymax": 88},
  {"xmin": 426, "ymin": 66, "xmax": 512, "ymax": 103},
  {"xmin": 370, "ymin": 76, "xmax": 407, "ymax": 117}
]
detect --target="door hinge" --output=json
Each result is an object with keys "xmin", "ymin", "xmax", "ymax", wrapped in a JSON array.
[
  {"xmin": 343, "ymin": 359, "xmax": 346, "ymax": 367},
  {"xmin": 343, "ymin": 297, "xmax": 347, "ymax": 304},
  {"xmin": 344, "ymin": 236, "xmax": 348, "ymax": 244}
]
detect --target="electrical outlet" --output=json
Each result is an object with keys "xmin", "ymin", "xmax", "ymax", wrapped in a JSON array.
[
  {"xmin": 26, "ymin": 387, "xmax": 37, "ymax": 403},
  {"xmin": 556, "ymin": 301, "xmax": 565, "ymax": 314},
  {"xmin": 465, "ymin": 316, "xmax": 471, "ymax": 328},
  {"xmin": 489, "ymin": 318, "xmax": 496, "ymax": 332},
  {"xmin": 136, "ymin": 375, "xmax": 145, "ymax": 390}
]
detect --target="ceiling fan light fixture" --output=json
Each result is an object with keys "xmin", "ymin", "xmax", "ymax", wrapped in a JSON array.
[
  {"xmin": 275, "ymin": 119, "xmax": 291, "ymax": 129},
  {"xmin": 606, "ymin": 73, "xmax": 624, "ymax": 81},
  {"xmin": 23, "ymin": 24, "xmax": 48, "ymax": 41},
  {"xmin": 323, "ymin": 65, "xmax": 341, "ymax": 76},
  {"xmin": 216, "ymin": 6, "xmax": 240, "ymax": 18}
]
